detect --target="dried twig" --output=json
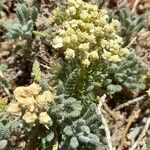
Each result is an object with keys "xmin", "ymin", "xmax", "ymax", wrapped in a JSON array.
[
  {"xmin": 115, "ymin": 95, "xmax": 147, "ymax": 111},
  {"xmin": 103, "ymin": 103, "xmax": 117, "ymax": 122},
  {"xmin": 117, "ymin": 109, "xmax": 141, "ymax": 150},
  {"xmin": 130, "ymin": 117, "xmax": 150, "ymax": 150},
  {"xmin": 131, "ymin": 0, "xmax": 140, "ymax": 12},
  {"xmin": 126, "ymin": 37, "xmax": 137, "ymax": 48},
  {"xmin": 97, "ymin": 94, "xmax": 114, "ymax": 150}
]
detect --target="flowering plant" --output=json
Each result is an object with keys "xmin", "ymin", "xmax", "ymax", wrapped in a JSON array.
[
  {"xmin": 50, "ymin": 0, "xmax": 129, "ymax": 67},
  {"xmin": 8, "ymin": 83, "xmax": 54, "ymax": 125}
]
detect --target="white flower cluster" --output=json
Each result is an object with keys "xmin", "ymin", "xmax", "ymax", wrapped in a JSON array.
[
  {"xmin": 51, "ymin": 0, "xmax": 129, "ymax": 66},
  {"xmin": 7, "ymin": 83, "xmax": 54, "ymax": 125}
]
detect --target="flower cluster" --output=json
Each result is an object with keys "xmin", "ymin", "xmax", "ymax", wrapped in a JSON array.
[
  {"xmin": 7, "ymin": 83, "xmax": 54, "ymax": 125},
  {"xmin": 50, "ymin": 0, "xmax": 129, "ymax": 66}
]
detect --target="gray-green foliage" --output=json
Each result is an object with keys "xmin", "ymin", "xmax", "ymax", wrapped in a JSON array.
[
  {"xmin": 146, "ymin": 137, "xmax": 150, "ymax": 150},
  {"xmin": 65, "ymin": 68, "xmax": 80, "ymax": 97},
  {"xmin": 4, "ymin": 1, "xmax": 38, "ymax": 53},
  {"xmin": 0, "ymin": 122, "xmax": 10, "ymax": 141},
  {"xmin": 106, "ymin": 53, "xmax": 145, "ymax": 93},
  {"xmin": 59, "ymin": 53, "xmax": 145, "ymax": 98},
  {"xmin": 114, "ymin": 7, "xmax": 144, "ymax": 45},
  {"xmin": 0, "ymin": 121, "xmax": 10, "ymax": 150},
  {"xmin": 60, "ymin": 104, "xmax": 105, "ymax": 150},
  {"xmin": 15, "ymin": 92, "xmax": 104, "ymax": 149},
  {"xmin": 51, "ymin": 94, "xmax": 82, "ymax": 125}
]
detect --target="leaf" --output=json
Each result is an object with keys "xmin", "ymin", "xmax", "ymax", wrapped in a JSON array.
[
  {"xmin": 63, "ymin": 126, "xmax": 73, "ymax": 136},
  {"xmin": 32, "ymin": 59, "xmax": 41, "ymax": 82},
  {"xmin": 0, "ymin": 122, "xmax": 10, "ymax": 140},
  {"xmin": 81, "ymin": 125, "xmax": 90, "ymax": 134},
  {"xmin": 0, "ymin": 64, "xmax": 7, "ymax": 72},
  {"xmin": 78, "ymin": 135, "xmax": 90, "ymax": 143},
  {"xmin": 16, "ymin": 4, "xmax": 26, "ymax": 25},
  {"xmin": 70, "ymin": 137, "xmax": 79, "ymax": 149},
  {"xmin": 88, "ymin": 133, "xmax": 99, "ymax": 144},
  {"xmin": 46, "ymin": 132, "xmax": 55, "ymax": 142},
  {"xmin": 107, "ymin": 84, "xmax": 122, "ymax": 94},
  {"xmin": 56, "ymin": 80, "xmax": 65, "ymax": 95},
  {"xmin": 30, "ymin": 6, "xmax": 38, "ymax": 22},
  {"xmin": 0, "ymin": 140, "xmax": 7, "ymax": 150}
]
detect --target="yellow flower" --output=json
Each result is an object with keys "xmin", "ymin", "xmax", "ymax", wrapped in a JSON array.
[
  {"xmin": 22, "ymin": 97, "xmax": 36, "ymax": 108},
  {"xmin": 52, "ymin": 7, "xmax": 61, "ymax": 17},
  {"xmin": 79, "ymin": 32, "xmax": 89, "ymax": 42},
  {"xmin": 119, "ymin": 48, "xmax": 129, "ymax": 56},
  {"xmin": 70, "ymin": 19, "xmax": 78, "ymax": 28},
  {"xmin": 36, "ymin": 91, "xmax": 54, "ymax": 108},
  {"xmin": 89, "ymin": 50, "xmax": 99, "ymax": 60},
  {"xmin": 104, "ymin": 24, "xmax": 115, "ymax": 33},
  {"xmin": 109, "ymin": 55, "xmax": 121, "ymax": 62},
  {"xmin": 23, "ymin": 112, "xmax": 38, "ymax": 124},
  {"xmin": 64, "ymin": 48, "xmax": 75, "ymax": 59},
  {"xmin": 82, "ymin": 59, "xmax": 90, "ymax": 67},
  {"xmin": 87, "ymin": 34, "xmax": 96, "ymax": 44},
  {"xmin": 14, "ymin": 83, "xmax": 40, "ymax": 103},
  {"xmin": 63, "ymin": 21, "xmax": 71, "ymax": 28},
  {"xmin": 50, "ymin": 0, "xmax": 128, "ymax": 65},
  {"xmin": 52, "ymin": 36, "xmax": 63, "ymax": 49},
  {"xmin": 90, "ymin": 4, "xmax": 98, "ymax": 11},
  {"xmin": 79, "ymin": 43, "xmax": 90, "ymax": 51},
  {"xmin": 29, "ymin": 105, "xmax": 35, "ymax": 112},
  {"xmin": 95, "ymin": 27, "xmax": 103, "ymax": 36},
  {"xmin": 63, "ymin": 36, "xmax": 71, "ymax": 44},
  {"xmin": 7, "ymin": 103, "xmax": 21, "ymax": 116},
  {"xmin": 95, "ymin": 17, "xmax": 107, "ymax": 26},
  {"xmin": 26, "ymin": 83, "xmax": 41, "ymax": 96},
  {"xmin": 66, "ymin": 6, "xmax": 76, "ymax": 15},
  {"xmin": 39, "ymin": 112, "xmax": 51, "ymax": 124},
  {"xmin": 102, "ymin": 50, "xmax": 111, "ymax": 60},
  {"xmin": 87, "ymin": 23, "xmax": 95, "ymax": 33},
  {"xmin": 43, "ymin": 91, "xmax": 54, "ymax": 103},
  {"xmin": 90, "ymin": 11, "xmax": 98, "ymax": 18},
  {"xmin": 100, "ymin": 9, "xmax": 108, "ymax": 18},
  {"xmin": 14, "ymin": 86, "xmax": 27, "ymax": 101},
  {"xmin": 101, "ymin": 39, "xmax": 109, "ymax": 48},
  {"xmin": 80, "ymin": 10, "xmax": 88, "ymax": 21},
  {"xmin": 111, "ymin": 19, "xmax": 121, "ymax": 29},
  {"xmin": 71, "ymin": 34, "xmax": 78, "ymax": 43}
]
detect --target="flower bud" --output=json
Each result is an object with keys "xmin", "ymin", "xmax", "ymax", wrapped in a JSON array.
[
  {"xmin": 89, "ymin": 50, "xmax": 99, "ymax": 60},
  {"xmin": 23, "ymin": 112, "xmax": 38, "ymax": 124},
  {"xmin": 82, "ymin": 59, "xmax": 90, "ymax": 67},
  {"xmin": 65, "ymin": 48, "xmax": 75, "ymax": 59},
  {"xmin": 39, "ymin": 112, "xmax": 51, "ymax": 125}
]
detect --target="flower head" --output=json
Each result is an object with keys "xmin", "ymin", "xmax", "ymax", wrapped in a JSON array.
[
  {"xmin": 82, "ymin": 59, "xmax": 90, "ymax": 67},
  {"xmin": 64, "ymin": 48, "xmax": 75, "ymax": 59},
  {"xmin": 23, "ymin": 112, "xmax": 38, "ymax": 124},
  {"xmin": 52, "ymin": 36, "xmax": 63, "ymax": 49},
  {"xmin": 50, "ymin": 0, "xmax": 129, "ymax": 66},
  {"xmin": 36, "ymin": 91, "xmax": 54, "ymax": 108},
  {"xmin": 39, "ymin": 112, "xmax": 51, "ymax": 125},
  {"xmin": 7, "ymin": 103, "xmax": 21, "ymax": 116},
  {"xmin": 89, "ymin": 50, "xmax": 99, "ymax": 60},
  {"xmin": 9, "ymin": 83, "xmax": 54, "ymax": 126}
]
